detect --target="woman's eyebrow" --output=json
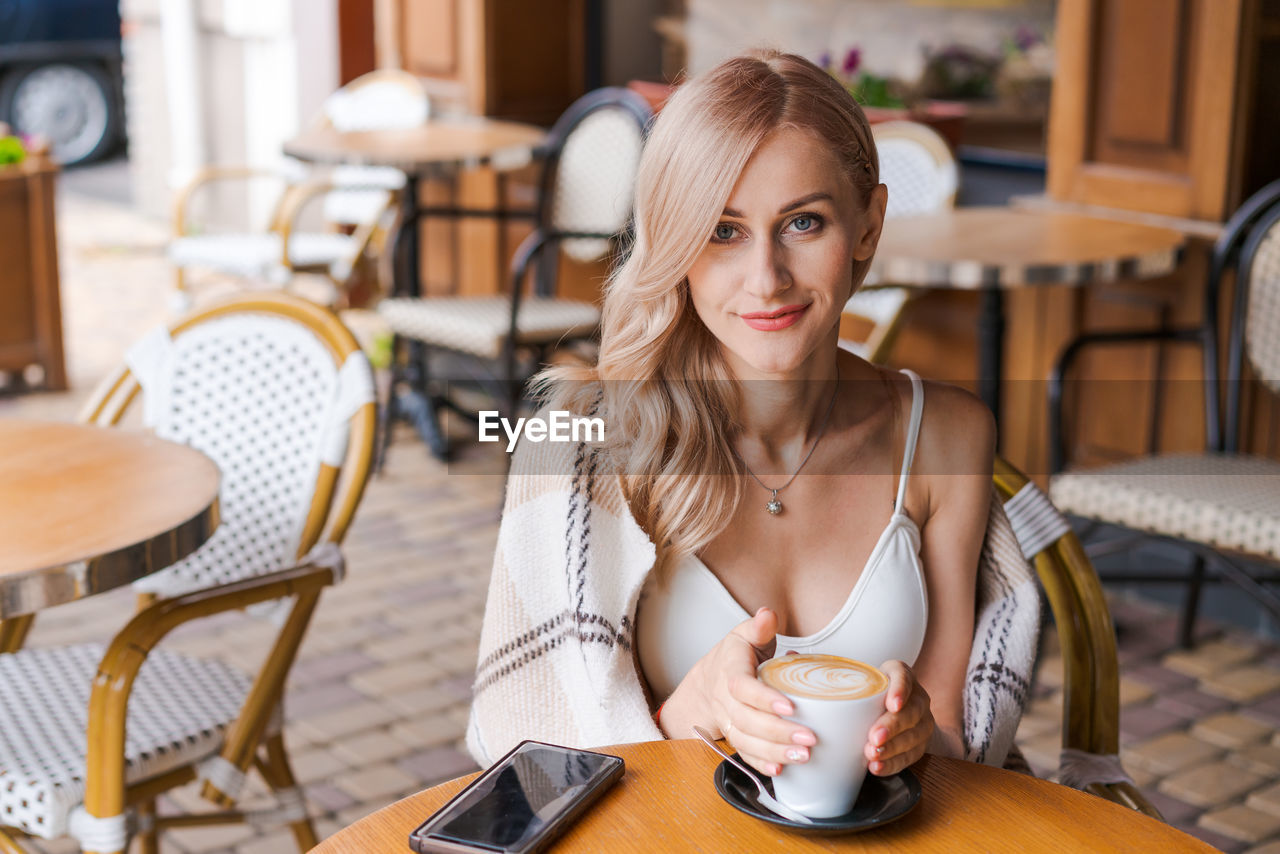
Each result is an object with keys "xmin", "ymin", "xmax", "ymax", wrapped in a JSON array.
[
  {"xmin": 778, "ymin": 192, "xmax": 834, "ymax": 213},
  {"xmin": 721, "ymin": 192, "xmax": 835, "ymax": 218}
]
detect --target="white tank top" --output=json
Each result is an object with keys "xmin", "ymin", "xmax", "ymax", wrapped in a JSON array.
[{"xmin": 637, "ymin": 370, "xmax": 929, "ymax": 702}]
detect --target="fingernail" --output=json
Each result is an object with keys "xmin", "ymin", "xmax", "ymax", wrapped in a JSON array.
[
  {"xmin": 786, "ymin": 748, "xmax": 809, "ymax": 763},
  {"xmin": 772, "ymin": 701, "xmax": 794, "ymax": 716},
  {"xmin": 875, "ymin": 745, "xmax": 885, "ymax": 756},
  {"xmin": 870, "ymin": 760, "xmax": 883, "ymax": 774},
  {"xmin": 872, "ymin": 727, "xmax": 887, "ymax": 745},
  {"xmin": 792, "ymin": 730, "xmax": 816, "ymax": 746},
  {"xmin": 768, "ymin": 763, "xmax": 781, "ymax": 777}
]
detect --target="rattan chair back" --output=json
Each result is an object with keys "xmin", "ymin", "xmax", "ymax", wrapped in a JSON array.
[
  {"xmin": 872, "ymin": 120, "xmax": 957, "ymax": 218},
  {"xmin": 81, "ymin": 292, "xmax": 377, "ymax": 597}
]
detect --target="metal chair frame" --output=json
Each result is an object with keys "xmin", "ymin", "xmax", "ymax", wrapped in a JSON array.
[
  {"xmin": 378, "ymin": 87, "xmax": 652, "ymax": 465},
  {"xmin": 1046, "ymin": 179, "xmax": 1280, "ymax": 647}
]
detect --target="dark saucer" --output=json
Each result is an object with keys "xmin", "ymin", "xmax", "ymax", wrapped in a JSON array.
[{"xmin": 713, "ymin": 757, "xmax": 921, "ymax": 833}]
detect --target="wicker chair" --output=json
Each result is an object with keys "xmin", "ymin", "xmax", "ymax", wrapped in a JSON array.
[
  {"xmin": 169, "ymin": 69, "xmax": 428, "ymax": 311},
  {"xmin": 841, "ymin": 120, "xmax": 958, "ymax": 363},
  {"xmin": 376, "ymin": 87, "xmax": 651, "ymax": 463},
  {"xmin": 1047, "ymin": 179, "xmax": 1280, "ymax": 648},
  {"xmin": 0, "ymin": 293, "xmax": 377, "ymax": 854},
  {"xmin": 994, "ymin": 457, "xmax": 1160, "ymax": 819}
]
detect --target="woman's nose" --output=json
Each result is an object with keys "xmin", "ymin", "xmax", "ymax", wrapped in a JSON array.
[{"xmin": 743, "ymin": 238, "xmax": 792, "ymax": 299}]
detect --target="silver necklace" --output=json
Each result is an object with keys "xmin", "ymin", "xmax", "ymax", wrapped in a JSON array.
[{"xmin": 735, "ymin": 368, "xmax": 840, "ymax": 516}]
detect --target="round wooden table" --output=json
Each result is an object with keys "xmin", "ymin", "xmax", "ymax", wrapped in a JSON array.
[
  {"xmin": 314, "ymin": 740, "xmax": 1215, "ymax": 853},
  {"xmin": 872, "ymin": 207, "xmax": 1187, "ymax": 422},
  {"xmin": 0, "ymin": 420, "xmax": 220, "ymax": 617},
  {"xmin": 283, "ymin": 119, "xmax": 548, "ymax": 176}
]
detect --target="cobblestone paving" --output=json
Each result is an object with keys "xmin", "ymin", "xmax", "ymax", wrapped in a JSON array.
[{"xmin": 4, "ymin": 190, "xmax": 1279, "ymax": 853}]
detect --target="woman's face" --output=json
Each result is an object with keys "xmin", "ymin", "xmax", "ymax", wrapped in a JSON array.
[{"xmin": 686, "ymin": 126, "xmax": 886, "ymax": 379}]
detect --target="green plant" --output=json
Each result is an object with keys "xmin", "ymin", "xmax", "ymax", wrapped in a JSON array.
[
  {"xmin": 0, "ymin": 136, "xmax": 26, "ymax": 165},
  {"xmin": 819, "ymin": 48, "xmax": 908, "ymax": 110}
]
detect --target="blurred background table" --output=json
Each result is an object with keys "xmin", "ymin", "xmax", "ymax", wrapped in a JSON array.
[
  {"xmin": 283, "ymin": 116, "xmax": 548, "ymax": 300},
  {"xmin": 873, "ymin": 207, "xmax": 1186, "ymax": 424},
  {"xmin": 0, "ymin": 419, "xmax": 219, "ymax": 618},
  {"xmin": 313, "ymin": 739, "xmax": 1215, "ymax": 853}
]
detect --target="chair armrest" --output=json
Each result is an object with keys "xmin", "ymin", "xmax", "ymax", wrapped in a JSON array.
[
  {"xmin": 510, "ymin": 229, "xmax": 620, "ymax": 299},
  {"xmin": 272, "ymin": 179, "xmax": 346, "ymax": 270},
  {"xmin": 172, "ymin": 165, "xmax": 295, "ymax": 237},
  {"xmin": 81, "ymin": 560, "xmax": 337, "ymax": 821},
  {"xmin": 102, "ymin": 560, "xmax": 335, "ymax": 662},
  {"xmin": 1047, "ymin": 326, "xmax": 1207, "ymax": 474}
]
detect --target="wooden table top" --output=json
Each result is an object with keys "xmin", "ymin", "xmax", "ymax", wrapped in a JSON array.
[
  {"xmin": 0, "ymin": 420, "xmax": 220, "ymax": 617},
  {"xmin": 283, "ymin": 116, "xmax": 548, "ymax": 173},
  {"xmin": 873, "ymin": 206, "xmax": 1187, "ymax": 289},
  {"xmin": 315, "ymin": 740, "xmax": 1214, "ymax": 853}
]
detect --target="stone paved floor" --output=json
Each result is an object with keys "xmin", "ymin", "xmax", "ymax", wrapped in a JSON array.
[{"xmin": 3, "ymin": 187, "xmax": 1280, "ymax": 853}]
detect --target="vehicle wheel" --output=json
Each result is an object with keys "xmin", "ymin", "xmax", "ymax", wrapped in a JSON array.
[{"xmin": 0, "ymin": 61, "xmax": 120, "ymax": 166}]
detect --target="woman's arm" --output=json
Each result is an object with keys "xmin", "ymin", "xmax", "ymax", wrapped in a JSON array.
[{"xmin": 910, "ymin": 382, "xmax": 996, "ymax": 759}]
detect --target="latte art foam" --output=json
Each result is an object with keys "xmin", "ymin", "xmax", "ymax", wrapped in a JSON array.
[{"xmin": 759, "ymin": 654, "xmax": 888, "ymax": 700}]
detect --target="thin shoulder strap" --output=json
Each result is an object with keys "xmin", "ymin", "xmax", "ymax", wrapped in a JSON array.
[{"xmin": 894, "ymin": 369, "xmax": 925, "ymax": 514}]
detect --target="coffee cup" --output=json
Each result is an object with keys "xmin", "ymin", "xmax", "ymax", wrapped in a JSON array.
[{"xmin": 757, "ymin": 653, "xmax": 888, "ymax": 818}]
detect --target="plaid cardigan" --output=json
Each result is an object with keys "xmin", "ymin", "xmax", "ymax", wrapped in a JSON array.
[{"xmin": 466, "ymin": 433, "xmax": 1039, "ymax": 769}]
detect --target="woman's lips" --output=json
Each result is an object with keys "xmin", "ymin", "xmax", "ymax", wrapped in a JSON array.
[{"xmin": 739, "ymin": 304, "xmax": 809, "ymax": 331}]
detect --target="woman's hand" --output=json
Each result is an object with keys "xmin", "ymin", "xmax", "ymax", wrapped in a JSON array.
[
  {"xmin": 658, "ymin": 607, "xmax": 817, "ymax": 777},
  {"xmin": 864, "ymin": 660, "xmax": 934, "ymax": 775}
]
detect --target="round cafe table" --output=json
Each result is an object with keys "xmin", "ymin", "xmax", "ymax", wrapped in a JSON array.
[
  {"xmin": 283, "ymin": 117, "xmax": 548, "ymax": 302},
  {"xmin": 871, "ymin": 206, "xmax": 1186, "ymax": 424},
  {"xmin": 314, "ymin": 740, "xmax": 1215, "ymax": 853},
  {"xmin": 0, "ymin": 419, "xmax": 220, "ymax": 618}
]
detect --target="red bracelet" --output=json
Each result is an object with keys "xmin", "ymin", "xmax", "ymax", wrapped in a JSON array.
[{"xmin": 654, "ymin": 702, "xmax": 666, "ymax": 729}]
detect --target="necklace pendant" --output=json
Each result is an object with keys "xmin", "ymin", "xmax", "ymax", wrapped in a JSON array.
[{"xmin": 766, "ymin": 492, "xmax": 783, "ymax": 515}]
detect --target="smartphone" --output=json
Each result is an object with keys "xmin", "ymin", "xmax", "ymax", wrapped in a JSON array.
[{"xmin": 408, "ymin": 741, "xmax": 625, "ymax": 854}]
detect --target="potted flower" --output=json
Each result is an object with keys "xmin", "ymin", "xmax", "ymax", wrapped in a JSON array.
[{"xmin": 819, "ymin": 48, "xmax": 967, "ymax": 149}]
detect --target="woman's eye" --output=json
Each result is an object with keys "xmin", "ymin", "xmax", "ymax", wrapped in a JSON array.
[
  {"xmin": 789, "ymin": 214, "xmax": 821, "ymax": 233},
  {"xmin": 713, "ymin": 223, "xmax": 737, "ymax": 241}
]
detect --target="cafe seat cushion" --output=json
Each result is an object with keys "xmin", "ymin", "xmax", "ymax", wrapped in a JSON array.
[
  {"xmin": 379, "ymin": 296, "xmax": 601, "ymax": 360},
  {"xmin": 1050, "ymin": 453, "xmax": 1280, "ymax": 560},
  {"xmin": 170, "ymin": 232, "xmax": 358, "ymax": 282},
  {"xmin": 0, "ymin": 643, "xmax": 263, "ymax": 839}
]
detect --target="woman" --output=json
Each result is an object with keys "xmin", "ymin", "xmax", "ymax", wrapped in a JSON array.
[{"xmin": 467, "ymin": 50, "xmax": 1021, "ymax": 780}]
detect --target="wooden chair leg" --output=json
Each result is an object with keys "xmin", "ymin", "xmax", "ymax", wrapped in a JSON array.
[
  {"xmin": 134, "ymin": 798, "xmax": 159, "ymax": 854},
  {"xmin": 256, "ymin": 733, "xmax": 318, "ymax": 852}
]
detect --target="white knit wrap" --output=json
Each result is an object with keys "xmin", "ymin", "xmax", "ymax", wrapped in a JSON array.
[{"xmin": 467, "ymin": 429, "xmax": 1039, "ymax": 769}]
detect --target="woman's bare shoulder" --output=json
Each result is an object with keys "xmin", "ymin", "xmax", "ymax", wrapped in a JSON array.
[{"xmin": 913, "ymin": 378, "xmax": 997, "ymax": 497}]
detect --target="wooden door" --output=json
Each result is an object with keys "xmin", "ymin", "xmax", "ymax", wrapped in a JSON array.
[
  {"xmin": 378, "ymin": 0, "xmax": 588, "ymax": 123},
  {"xmin": 1047, "ymin": 0, "xmax": 1244, "ymax": 221}
]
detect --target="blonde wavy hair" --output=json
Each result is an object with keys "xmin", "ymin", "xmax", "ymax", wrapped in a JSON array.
[{"xmin": 541, "ymin": 49, "xmax": 881, "ymax": 582}]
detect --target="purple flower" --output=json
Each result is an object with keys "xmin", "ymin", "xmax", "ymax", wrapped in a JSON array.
[
  {"xmin": 841, "ymin": 47, "xmax": 861, "ymax": 77},
  {"xmin": 1015, "ymin": 24, "xmax": 1039, "ymax": 51},
  {"xmin": 817, "ymin": 50, "xmax": 831, "ymax": 71}
]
